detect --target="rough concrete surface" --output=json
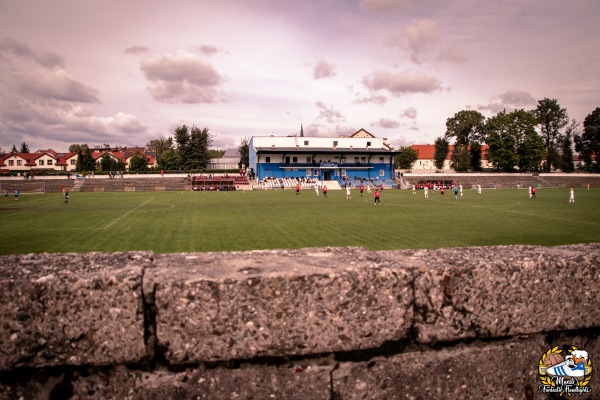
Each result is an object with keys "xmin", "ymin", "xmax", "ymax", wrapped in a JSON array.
[
  {"xmin": 0, "ymin": 244, "xmax": 599, "ymax": 399},
  {"xmin": 146, "ymin": 247, "xmax": 416, "ymax": 364},
  {"xmin": 67, "ymin": 359, "xmax": 334, "ymax": 400},
  {"xmin": 379, "ymin": 243, "xmax": 600, "ymax": 343},
  {"xmin": 0, "ymin": 252, "xmax": 150, "ymax": 370},
  {"xmin": 332, "ymin": 334, "xmax": 599, "ymax": 400}
]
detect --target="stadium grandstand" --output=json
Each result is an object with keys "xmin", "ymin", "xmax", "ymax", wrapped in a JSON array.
[{"xmin": 249, "ymin": 128, "xmax": 399, "ymax": 187}]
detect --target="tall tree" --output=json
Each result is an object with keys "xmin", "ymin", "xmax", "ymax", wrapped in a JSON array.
[
  {"xmin": 469, "ymin": 142, "xmax": 482, "ymax": 172},
  {"xmin": 485, "ymin": 110, "xmax": 518, "ymax": 172},
  {"xmin": 395, "ymin": 146, "xmax": 418, "ymax": 169},
  {"xmin": 189, "ymin": 126, "xmax": 212, "ymax": 169},
  {"xmin": 20, "ymin": 142, "xmax": 30, "ymax": 153},
  {"xmin": 238, "ymin": 137, "xmax": 250, "ymax": 168},
  {"xmin": 147, "ymin": 136, "xmax": 175, "ymax": 170},
  {"xmin": 533, "ymin": 98, "xmax": 569, "ymax": 172},
  {"xmin": 173, "ymin": 125, "xmax": 192, "ymax": 169},
  {"xmin": 575, "ymin": 107, "xmax": 600, "ymax": 172},
  {"xmin": 445, "ymin": 110, "xmax": 485, "ymax": 172},
  {"xmin": 128, "ymin": 150, "xmax": 148, "ymax": 171},
  {"xmin": 10, "ymin": 145, "xmax": 17, "ymax": 153},
  {"xmin": 433, "ymin": 137, "xmax": 449, "ymax": 171},
  {"xmin": 161, "ymin": 149, "xmax": 180, "ymax": 170},
  {"xmin": 99, "ymin": 153, "xmax": 118, "ymax": 172},
  {"xmin": 173, "ymin": 125, "xmax": 212, "ymax": 170},
  {"xmin": 76, "ymin": 146, "xmax": 96, "ymax": 172},
  {"xmin": 560, "ymin": 120, "xmax": 578, "ymax": 172}
]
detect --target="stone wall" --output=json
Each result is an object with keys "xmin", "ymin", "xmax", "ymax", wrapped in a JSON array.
[{"xmin": 0, "ymin": 244, "xmax": 598, "ymax": 399}]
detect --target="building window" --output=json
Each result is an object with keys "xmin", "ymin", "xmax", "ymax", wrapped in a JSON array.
[
  {"xmin": 39, "ymin": 160, "xmax": 45, "ymax": 166},
  {"xmin": 367, "ymin": 141, "xmax": 371, "ymax": 147},
  {"xmin": 306, "ymin": 157, "xmax": 311, "ymax": 163},
  {"xmin": 8, "ymin": 160, "xmax": 14, "ymax": 166},
  {"xmin": 304, "ymin": 141, "xmax": 309, "ymax": 145},
  {"xmin": 292, "ymin": 157, "xmax": 297, "ymax": 163},
  {"xmin": 354, "ymin": 157, "xmax": 359, "ymax": 162},
  {"xmin": 306, "ymin": 169, "xmax": 311, "ymax": 176},
  {"xmin": 379, "ymin": 157, "xmax": 384, "ymax": 162},
  {"xmin": 333, "ymin": 141, "xmax": 338, "ymax": 146},
  {"xmin": 379, "ymin": 169, "xmax": 385, "ymax": 176},
  {"xmin": 361, "ymin": 157, "xmax": 366, "ymax": 163},
  {"xmin": 313, "ymin": 169, "xmax": 318, "ymax": 175},
  {"xmin": 265, "ymin": 156, "xmax": 270, "ymax": 163},
  {"xmin": 17, "ymin": 160, "xmax": 22, "ymax": 166},
  {"xmin": 47, "ymin": 159, "xmax": 53, "ymax": 165},
  {"xmin": 70, "ymin": 160, "xmax": 76, "ymax": 165}
]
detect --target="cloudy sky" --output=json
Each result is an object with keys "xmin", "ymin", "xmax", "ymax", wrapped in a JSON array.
[{"xmin": 1, "ymin": 0, "xmax": 598, "ymax": 153}]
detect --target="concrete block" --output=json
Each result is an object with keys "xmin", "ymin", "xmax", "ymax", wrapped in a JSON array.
[
  {"xmin": 332, "ymin": 335, "xmax": 554, "ymax": 400},
  {"xmin": 146, "ymin": 247, "xmax": 415, "ymax": 363},
  {"xmin": 69, "ymin": 360, "xmax": 334, "ymax": 400},
  {"xmin": 382, "ymin": 244, "xmax": 600, "ymax": 343},
  {"xmin": 0, "ymin": 252, "xmax": 150, "ymax": 370}
]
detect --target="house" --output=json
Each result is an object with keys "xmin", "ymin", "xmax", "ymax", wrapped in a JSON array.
[
  {"xmin": 409, "ymin": 144, "xmax": 492, "ymax": 171},
  {"xmin": 1, "ymin": 146, "xmax": 157, "ymax": 173},
  {"xmin": 208, "ymin": 148, "xmax": 240, "ymax": 170},
  {"xmin": 249, "ymin": 129, "xmax": 398, "ymax": 181}
]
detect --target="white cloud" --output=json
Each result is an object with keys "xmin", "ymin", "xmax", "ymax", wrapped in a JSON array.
[
  {"xmin": 313, "ymin": 60, "xmax": 336, "ymax": 79},
  {"xmin": 404, "ymin": 19, "xmax": 440, "ymax": 64},
  {"xmin": 477, "ymin": 89, "xmax": 537, "ymax": 114},
  {"xmin": 140, "ymin": 50, "xmax": 225, "ymax": 104},
  {"xmin": 124, "ymin": 45, "xmax": 150, "ymax": 55},
  {"xmin": 372, "ymin": 118, "xmax": 400, "ymax": 129},
  {"xmin": 400, "ymin": 107, "xmax": 417, "ymax": 119},
  {"xmin": 315, "ymin": 101, "xmax": 345, "ymax": 123},
  {"xmin": 362, "ymin": 69, "xmax": 443, "ymax": 96}
]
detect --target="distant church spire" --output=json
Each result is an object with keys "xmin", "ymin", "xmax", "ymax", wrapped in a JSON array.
[{"xmin": 300, "ymin": 123, "xmax": 304, "ymax": 137}]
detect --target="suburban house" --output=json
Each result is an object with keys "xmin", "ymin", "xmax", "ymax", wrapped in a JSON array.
[
  {"xmin": 208, "ymin": 148, "xmax": 240, "ymax": 171},
  {"xmin": 249, "ymin": 129, "xmax": 398, "ymax": 181},
  {"xmin": 0, "ymin": 147, "xmax": 157, "ymax": 173},
  {"xmin": 409, "ymin": 144, "xmax": 492, "ymax": 171}
]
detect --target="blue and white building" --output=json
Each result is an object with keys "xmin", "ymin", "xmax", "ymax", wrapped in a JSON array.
[{"xmin": 249, "ymin": 129, "xmax": 398, "ymax": 182}]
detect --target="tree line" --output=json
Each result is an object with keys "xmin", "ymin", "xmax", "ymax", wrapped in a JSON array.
[{"xmin": 396, "ymin": 99, "xmax": 600, "ymax": 173}]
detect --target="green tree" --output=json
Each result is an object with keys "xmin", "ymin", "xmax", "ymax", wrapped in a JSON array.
[
  {"xmin": 469, "ymin": 142, "xmax": 482, "ymax": 172},
  {"xmin": 575, "ymin": 107, "xmax": 600, "ymax": 172},
  {"xmin": 188, "ymin": 126, "xmax": 212, "ymax": 169},
  {"xmin": 161, "ymin": 149, "xmax": 180, "ymax": 170},
  {"xmin": 485, "ymin": 110, "xmax": 518, "ymax": 172},
  {"xmin": 76, "ymin": 146, "xmax": 96, "ymax": 172},
  {"xmin": 209, "ymin": 149, "xmax": 226, "ymax": 159},
  {"xmin": 238, "ymin": 137, "xmax": 250, "ymax": 168},
  {"xmin": 147, "ymin": 136, "xmax": 175, "ymax": 170},
  {"xmin": 174, "ymin": 125, "xmax": 192, "ymax": 169},
  {"xmin": 433, "ymin": 137, "xmax": 449, "ymax": 171},
  {"xmin": 69, "ymin": 144, "xmax": 86, "ymax": 153},
  {"xmin": 533, "ymin": 98, "xmax": 569, "ymax": 172},
  {"xmin": 128, "ymin": 150, "xmax": 148, "ymax": 171},
  {"xmin": 560, "ymin": 120, "xmax": 578, "ymax": 173},
  {"xmin": 395, "ymin": 146, "xmax": 418, "ymax": 169},
  {"xmin": 99, "ymin": 153, "xmax": 118, "ymax": 172},
  {"xmin": 445, "ymin": 110, "xmax": 485, "ymax": 172},
  {"xmin": 20, "ymin": 142, "xmax": 30, "ymax": 153},
  {"xmin": 10, "ymin": 145, "xmax": 17, "ymax": 153}
]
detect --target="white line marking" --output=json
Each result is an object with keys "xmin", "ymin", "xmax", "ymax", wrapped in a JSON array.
[
  {"xmin": 472, "ymin": 204, "xmax": 600, "ymax": 226},
  {"xmin": 103, "ymin": 198, "xmax": 154, "ymax": 229}
]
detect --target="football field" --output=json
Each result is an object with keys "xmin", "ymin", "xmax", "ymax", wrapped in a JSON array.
[{"xmin": 1, "ymin": 187, "xmax": 599, "ymax": 255}]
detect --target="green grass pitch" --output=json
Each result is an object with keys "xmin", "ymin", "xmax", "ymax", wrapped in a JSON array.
[{"xmin": 0, "ymin": 187, "xmax": 598, "ymax": 255}]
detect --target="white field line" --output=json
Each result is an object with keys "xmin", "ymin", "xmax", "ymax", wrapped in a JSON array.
[
  {"xmin": 472, "ymin": 204, "xmax": 600, "ymax": 226},
  {"xmin": 103, "ymin": 198, "xmax": 154, "ymax": 229}
]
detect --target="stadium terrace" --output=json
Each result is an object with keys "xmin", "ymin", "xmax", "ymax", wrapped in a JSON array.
[{"xmin": 249, "ymin": 129, "xmax": 398, "ymax": 181}]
